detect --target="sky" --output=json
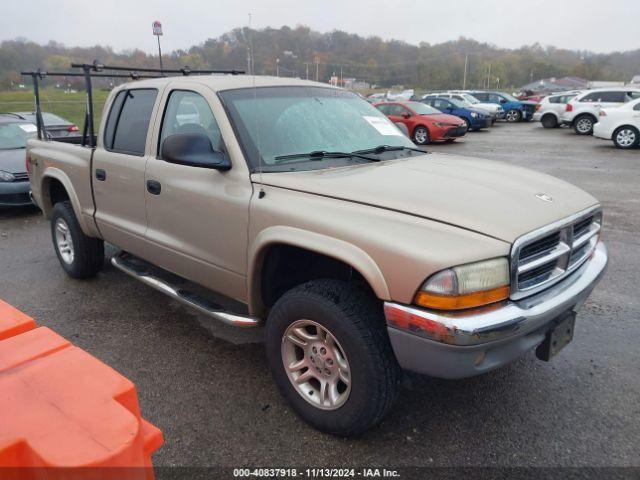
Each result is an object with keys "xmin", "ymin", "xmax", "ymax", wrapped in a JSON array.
[{"xmin": 2, "ymin": 0, "xmax": 639, "ymax": 54}]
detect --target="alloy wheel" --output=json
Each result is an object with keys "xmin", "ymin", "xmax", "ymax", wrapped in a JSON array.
[
  {"xmin": 54, "ymin": 218, "xmax": 75, "ymax": 265},
  {"xmin": 576, "ymin": 117, "xmax": 593, "ymax": 134},
  {"xmin": 615, "ymin": 129, "xmax": 636, "ymax": 148},
  {"xmin": 281, "ymin": 319, "xmax": 351, "ymax": 410}
]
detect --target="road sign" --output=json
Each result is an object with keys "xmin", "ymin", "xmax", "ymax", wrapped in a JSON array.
[{"xmin": 152, "ymin": 21, "xmax": 163, "ymax": 36}]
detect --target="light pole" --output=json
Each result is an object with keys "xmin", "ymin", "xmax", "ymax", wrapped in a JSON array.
[
  {"xmin": 276, "ymin": 58, "xmax": 280, "ymax": 77},
  {"xmin": 462, "ymin": 54, "xmax": 468, "ymax": 90},
  {"xmin": 152, "ymin": 21, "xmax": 163, "ymax": 73}
]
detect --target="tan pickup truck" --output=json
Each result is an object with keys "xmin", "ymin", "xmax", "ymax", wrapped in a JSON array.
[{"xmin": 27, "ymin": 75, "xmax": 608, "ymax": 436}]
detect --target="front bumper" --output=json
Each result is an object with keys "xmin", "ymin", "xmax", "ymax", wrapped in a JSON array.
[
  {"xmin": 0, "ymin": 180, "xmax": 32, "ymax": 207},
  {"xmin": 385, "ymin": 242, "xmax": 608, "ymax": 379}
]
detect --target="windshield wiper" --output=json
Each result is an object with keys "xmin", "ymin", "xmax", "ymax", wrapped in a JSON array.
[
  {"xmin": 273, "ymin": 150, "xmax": 380, "ymax": 164},
  {"xmin": 352, "ymin": 145, "xmax": 426, "ymax": 155}
]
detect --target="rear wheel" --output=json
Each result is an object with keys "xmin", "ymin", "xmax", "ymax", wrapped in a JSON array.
[
  {"xmin": 412, "ymin": 125, "xmax": 429, "ymax": 145},
  {"xmin": 574, "ymin": 115, "xmax": 595, "ymax": 135},
  {"xmin": 505, "ymin": 109, "xmax": 522, "ymax": 123},
  {"xmin": 265, "ymin": 280, "xmax": 400, "ymax": 436},
  {"xmin": 613, "ymin": 126, "xmax": 639, "ymax": 149},
  {"xmin": 541, "ymin": 114, "xmax": 558, "ymax": 128},
  {"xmin": 51, "ymin": 201, "xmax": 104, "ymax": 279}
]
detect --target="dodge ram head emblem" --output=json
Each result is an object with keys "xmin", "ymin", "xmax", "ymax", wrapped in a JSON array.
[{"xmin": 535, "ymin": 193, "xmax": 553, "ymax": 203}]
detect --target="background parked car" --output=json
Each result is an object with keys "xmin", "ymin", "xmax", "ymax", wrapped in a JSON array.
[
  {"xmin": 593, "ymin": 97, "xmax": 640, "ymax": 149},
  {"xmin": 439, "ymin": 91, "xmax": 504, "ymax": 123},
  {"xmin": 10, "ymin": 112, "xmax": 80, "ymax": 138},
  {"xmin": 533, "ymin": 91, "xmax": 581, "ymax": 128},
  {"xmin": 467, "ymin": 91, "xmax": 537, "ymax": 122},
  {"xmin": 421, "ymin": 96, "xmax": 491, "ymax": 131},
  {"xmin": 561, "ymin": 88, "xmax": 640, "ymax": 135},
  {"xmin": 0, "ymin": 115, "xmax": 36, "ymax": 207},
  {"xmin": 374, "ymin": 101, "xmax": 467, "ymax": 145}
]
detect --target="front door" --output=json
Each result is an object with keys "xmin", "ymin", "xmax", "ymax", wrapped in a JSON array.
[{"xmin": 143, "ymin": 86, "xmax": 251, "ymax": 301}]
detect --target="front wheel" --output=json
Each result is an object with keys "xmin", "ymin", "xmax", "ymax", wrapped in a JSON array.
[
  {"xmin": 505, "ymin": 109, "xmax": 522, "ymax": 123},
  {"xmin": 51, "ymin": 201, "xmax": 104, "ymax": 279},
  {"xmin": 265, "ymin": 280, "xmax": 400, "ymax": 436},
  {"xmin": 612, "ymin": 126, "xmax": 639, "ymax": 149},
  {"xmin": 412, "ymin": 125, "xmax": 429, "ymax": 145}
]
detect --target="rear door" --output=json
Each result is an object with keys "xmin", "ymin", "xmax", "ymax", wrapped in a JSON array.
[{"xmin": 92, "ymin": 87, "xmax": 161, "ymax": 255}]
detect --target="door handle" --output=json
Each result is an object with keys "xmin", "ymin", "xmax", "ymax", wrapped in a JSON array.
[
  {"xmin": 95, "ymin": 169, "xmax": 106, "ymax": 181},
  {"xmin": 146, "ymin": 179, "xmax": 162, "ymax": 195}
]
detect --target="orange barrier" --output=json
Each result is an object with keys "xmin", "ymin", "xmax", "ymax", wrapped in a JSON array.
[{"xmin": 0, "ymin": 300, "xmax": 163, "ymax": 479}]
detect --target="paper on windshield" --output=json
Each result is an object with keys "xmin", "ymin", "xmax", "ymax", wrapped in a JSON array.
[
  {"xmin": 19, "ymin": 124, "xmax": 37, "ymax": 133},
  {"xmin": 363, "ymin": 116, "xmax": 403, "ymax": 136}
]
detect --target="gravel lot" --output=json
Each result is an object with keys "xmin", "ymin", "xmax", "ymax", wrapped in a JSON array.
[{"xmin": 1, "ymin": 121, "xmax": 639, "ymax": 470}]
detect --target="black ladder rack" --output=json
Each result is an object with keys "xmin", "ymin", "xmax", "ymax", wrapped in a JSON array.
[{"xmin": 21, "ymin": 61, "xmax": 245, "ymax": 147}]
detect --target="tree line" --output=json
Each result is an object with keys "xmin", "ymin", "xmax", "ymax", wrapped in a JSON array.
[{"xmin": 1, "ymin": 25, "xmax": 638, "ymax": 91}]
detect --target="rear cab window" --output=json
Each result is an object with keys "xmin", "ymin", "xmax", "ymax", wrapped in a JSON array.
[{"xmin": 103, "ymin": 88, "xmax": 158, "ymax": 156}]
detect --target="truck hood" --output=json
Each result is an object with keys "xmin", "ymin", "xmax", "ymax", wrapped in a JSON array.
[
  {"xmin": 0, "ymin": 148, "xmax": 27, "ymax": 174},
  {"xmin": 257, "ymin": 154, "xmax": 598, "ymax": 243}
]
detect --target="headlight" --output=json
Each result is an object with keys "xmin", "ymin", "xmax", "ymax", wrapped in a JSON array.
[
  {"xmin": 414, "ymin": 258, "xmax": 510, "ymax": 310},
  {"xmin": 0, "ymin": 170, "xmax": 16, "ymax": 182},
  {"xmin": 470, "ymin": 112, "xmax": 478, "ymax": 118},
  {"xmin": 434, "ymin": 122, "xmax": 457, "ymax": 127}
]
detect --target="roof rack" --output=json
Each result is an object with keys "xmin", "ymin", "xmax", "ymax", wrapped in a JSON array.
[{"xmin": 21, "ymin": 61, "xmax": 245, "ymax": 147}]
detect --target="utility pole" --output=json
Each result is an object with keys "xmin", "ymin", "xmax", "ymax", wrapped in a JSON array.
[
  {"xmin": 340, "ymin": 65, "xmax": 343, "ymax": 86},
  {"xmin": 246, "ymin": 46, "xmax": 251, "ymax": 75},
  {"xmin": 276, "ymin": 58, "xmax": 280, "ymax": 77},
  {"xmin": 315, "ymin": 58, "xmax": 319, "ymax": 82},
  {"xmin": 487, "ymin": 63, "xmax": 492, "ymax": 90},
  {"xmin": 305, "ymin": 63, "xmax": 309, "ymax": 80},
  {"xmin": 462, "ymin": 54, "xmax": 468, "ymax": 90}
]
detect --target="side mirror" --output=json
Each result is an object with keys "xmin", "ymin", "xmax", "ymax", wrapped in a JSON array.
[
  {"xmin": 499, "ymin": 98, "xmax": 507, "ymax": 104},
  {"xmin": 402, "ymin": 112, "xmax": 411, "ymax": 119},
  {"xmin": 161, "ymin": 133, "xmax": 231, "ymax": 171}
]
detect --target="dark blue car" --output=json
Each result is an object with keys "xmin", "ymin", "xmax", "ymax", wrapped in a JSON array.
[
  {"xmin": 421, "ymin": 96, "xmax": 491, "ymax": 131},
  {"xmin": 468, "ymin": 91, "xmax": 537, "ymax": 123}
]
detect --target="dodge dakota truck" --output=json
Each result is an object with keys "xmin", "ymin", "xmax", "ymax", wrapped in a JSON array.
[{"xmin": 27, "ymin": 74, "xmax": 608, "ymax": 436}]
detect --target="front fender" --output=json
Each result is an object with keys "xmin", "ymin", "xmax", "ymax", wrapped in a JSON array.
[{"xmin": 247, "ymin": 226, "xmax": 390, "ymax": 316}]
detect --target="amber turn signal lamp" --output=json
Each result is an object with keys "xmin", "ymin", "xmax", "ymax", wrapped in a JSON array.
[{"xmin": 414, "ymin": 285, "xmax": 510, "ymax": 310}]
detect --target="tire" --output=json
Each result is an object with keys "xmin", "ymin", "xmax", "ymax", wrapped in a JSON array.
[
  {"xmin": 612, "ymin": 126, "xmax": 639, "ymax": 149},
  {"xmin": 51, "ymin": 201, "xmax": 104, "ymax": 279},
  {"xmin": 573, "ymin": 115, "xmax": 595, "ymax": 135},
  {"xmin": 505, "ymin": 109, "xmax": 522, "ymax": 123},
  {"xmin": 412, "ymin": 125, "xmax": 429, "ymax": 145},
  {"xmin": 541, "ymin": 114, "xmax": 558, "ymax": 129},
  {"xmin": 265, "ymin": 279, "xmax": 400, "ymax": 436},
  {"xmin": 462, "ymin": 118, "xmax": 471, "ymax": 132}
]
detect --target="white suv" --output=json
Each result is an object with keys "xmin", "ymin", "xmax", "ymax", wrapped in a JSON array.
[
  {"xmin": 593, "ymin": 98, "xmax": 640, "ymax": 149},
  {"xmin": 561, "ymin": 88, "xmax": 640, "ymax": 135},
  {"xmin": 533, "ymin": 91, "xmax": 581, "ymax": 128}
]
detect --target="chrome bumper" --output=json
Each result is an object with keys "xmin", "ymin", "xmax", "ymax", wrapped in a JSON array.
[{"xmin": 385, "ymin": 242, "xmax": 608, "ymax": 378}]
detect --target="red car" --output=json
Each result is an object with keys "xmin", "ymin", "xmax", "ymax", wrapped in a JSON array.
[{"xmin": 374, "ymin": 101, "xmax": 467, "ymax": 145}]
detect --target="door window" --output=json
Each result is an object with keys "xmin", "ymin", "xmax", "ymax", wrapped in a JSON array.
[
  {"xmin": 375, "ymin": 103, "xmax": 391, "ymax": 115},
  {"xmin": 387, "ymin": 104, "xmax": 410, "ymax": 117},
  {"xmin": 433, "ymin": 99, "xmax": 451, "ymax": 110},
  {"xmin": 159, "ymin": 90, "xmax": 222, "ymax": 156},
  {"xmin": 105, "ymin": 89, "xmax": 158, "ymax": 156}
]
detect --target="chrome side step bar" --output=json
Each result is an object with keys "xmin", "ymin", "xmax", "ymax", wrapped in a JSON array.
[{"xmin": 111, "ymin": 252, "xmax": 261, "ymax": 328}]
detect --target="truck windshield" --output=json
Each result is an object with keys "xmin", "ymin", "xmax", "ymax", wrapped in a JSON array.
[
  {"xmin": 219, "ymin": 86, "xmax": 418, "ymax": 172},
  {"xmin": 0, "ymin": 123, "xmax": 36, "ymax": 150}
]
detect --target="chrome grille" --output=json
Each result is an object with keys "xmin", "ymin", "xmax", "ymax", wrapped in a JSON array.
[
  {"xmin": 510, "ymin": 207, "xmax": 602, "ymax": 300},
  {"xmin": 12, "ymin": 172, "xmax": 29, "ymax": 181}
]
